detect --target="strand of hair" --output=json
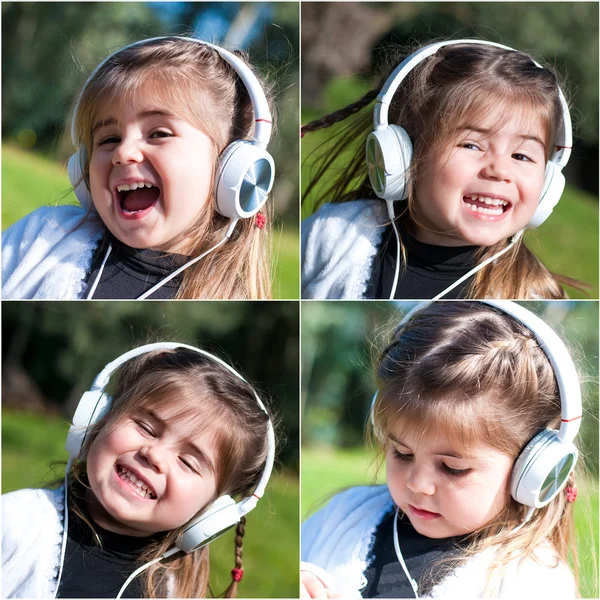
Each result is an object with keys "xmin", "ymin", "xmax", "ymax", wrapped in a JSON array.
[{"xmin": 301, "ymin": 88, "xmax": 379, "ymax": 135}]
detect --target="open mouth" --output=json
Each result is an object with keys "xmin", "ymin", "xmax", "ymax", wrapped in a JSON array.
[
  {"xmin": 462, "ymin": 195, "xmax": 511, "ymax": 217},
  {"xmin": 116, "ymin": 182, "xmax": 161, "ymax": 215},
  {"xmin": 116, "ymin": 464, "xmax": 157, "ymax": 500}
]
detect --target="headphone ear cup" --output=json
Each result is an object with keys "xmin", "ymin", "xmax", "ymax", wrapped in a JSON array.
[
  {"xmin": 177, "ymin": 495, "xmax": 241, "ymax": 553},
  {"xmin": 527, "ymin": 162, "xmax": 565, "ymax": 229},
  {"xmin": 216, "ymin": 141, "xmax": 275, "ymax": 220},
  {"xmin": 68, "ymin": 149, "xmax": 94, "ymax": 211},
  {"xmin": 366, "ymin": 126, "xmax": 413, "ymax": 201},
  {"xmin": 65, "ymin": 390, "xmax": 113, "ymax": 459},
  {"xmin": 511, "ymin": 429, "xmax": 578, "ymax": 508}
]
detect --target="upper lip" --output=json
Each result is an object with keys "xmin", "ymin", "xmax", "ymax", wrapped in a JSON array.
[
  {"xmin": 409, "ymin": 504, "xmax": 439, "ymax": 514},
  {"xmin": 118, "ymin": 463, "xmax": 159, "ymax": 498}
]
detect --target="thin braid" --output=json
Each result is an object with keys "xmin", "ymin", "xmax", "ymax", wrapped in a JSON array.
[
  {"xmin": 301, "ymin": 88, "xmax": 379, "ymax": 135},
  {"xmin": 234, "ymin": 517, "xmax": 245, "ymax": 570},
  {"xmin": 223, "ymin": 516, "xmax": 246, "ymax": 598}
]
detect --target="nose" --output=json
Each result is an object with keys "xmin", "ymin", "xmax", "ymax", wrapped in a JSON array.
[
  {"xmin": 112, "ymin": 136, "xmax": 144, "ymax": 166},
  {"xmin": 406, "ymin": 463, "xmax": 436, "ymax": 496},
  {"xmin": 480, "ymin": 153, "xmax": 512, "ymax": 183},
  {"xmin": 139, "ymin": 443, "xmax": 168, "ymax": 473}
]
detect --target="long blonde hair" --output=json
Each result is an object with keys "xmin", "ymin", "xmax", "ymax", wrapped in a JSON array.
[
  {"xmin": 370, "ymin": 302, "xmax": 579, "ymax": 595},
  {"xmin": 68, "ymin": 348, "xmax": 273, "ymax": 598},
  {"xmin": 73, "ymin": 37, "xmax": 274, "ymax": 298},
  {"xmin": 303, "ymin": 41, "xmax": 585, "ymax": 298}
]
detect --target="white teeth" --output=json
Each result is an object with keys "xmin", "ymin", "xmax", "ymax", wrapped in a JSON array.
[
  {"xmin": 117, "ymin": 465, "xmax": 156, "ymax": 498},
  {"xmin": 466, "ymin": 195, "xmax": 508, "ymax": 207},
  {"xmin": 116, "ymin": 182, "xmax": 155, "ymax": 192},
  {"xmin": 467, "ymin": 203, "xmax": 503, "ymax": 215}
]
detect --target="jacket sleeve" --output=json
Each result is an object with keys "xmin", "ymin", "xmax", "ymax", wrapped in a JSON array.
[
  {"xmin": 301, "ymin": 201, "xmax": 386, "ymax": 299},
  {"xmin": 2, "ymin": 205, "xmax": 101, "ymax": 299}
]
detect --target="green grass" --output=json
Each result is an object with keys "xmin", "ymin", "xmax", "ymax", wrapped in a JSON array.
[
  {"xmin": 2, "ymin": 410, "xmax": 299, "ymax": 597},
  {"xmin": 1, "ymin": 144, "xmax": 299, "ymax": 299},
  {"xmin": 301, "ymin": 77, "xmax": 599, "ymax": 298},
  {"xmin": 302, "ymin": 446, "xmax": 599, "ymax": 598}
]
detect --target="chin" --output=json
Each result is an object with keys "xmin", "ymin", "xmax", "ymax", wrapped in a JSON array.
[{"xmin": 460, "ymin": 229, "xmax": 510, "ymax": 248}]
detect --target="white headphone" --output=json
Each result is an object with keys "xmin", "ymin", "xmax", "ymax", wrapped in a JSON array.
[
  {"xmin": 366, "ymin": 39, "xmax": 572, "ymax": 230},
  {"xmin": 67, "ymin": 36, "xmax": 275, "ymax": 226},
  {"xmin": 372, "ymin": 301, "xmax": 581, "ymax": 510}
]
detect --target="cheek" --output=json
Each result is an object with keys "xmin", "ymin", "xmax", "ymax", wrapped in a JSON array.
[{"xmin": 385, "ymin": 459, "xmax": 406, "ymax": 501}]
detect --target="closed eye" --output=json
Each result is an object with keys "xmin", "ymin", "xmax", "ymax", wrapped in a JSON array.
[
  {"xmin": 179, "ymin": 457, "xmax": 200, "ymax": 474},
  {"xmin": 393, "ymin": 449, "xmax": 413, "ymax": 461},
  {"xmin": 394, "ymin": 449, "xmax": 471, "ymax": 477},
  {"xmin": 442, "ymin": 464, "xmax": 471, "ymax": 477},
  {"xmin": 135, "ymin": 420, "xmax": 156, "ymax": 437}
]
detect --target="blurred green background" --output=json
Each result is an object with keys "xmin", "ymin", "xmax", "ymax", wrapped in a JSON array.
[
  {"xmin": 2, "ymin": 2, "xmax": 299, "ymax": 298},
  {"xmin": 2, "ymin": 301, "xmax": 299, "ymax": 597},
  {"xmin": 302, "ymin": 300, "xmax": 598, "ymax": 597},
  {"xmin": 301, "ymin": 3, "xmax": 599, "ymax": 298}
]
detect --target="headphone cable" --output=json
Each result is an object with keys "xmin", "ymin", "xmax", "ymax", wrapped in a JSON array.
[
  {"xmin": 393, "ymin": 509, "xmax": 419, "ymax": 598},
  {"xmin": 116, "ymin": 547, "xmax": 180, "ymax": 599},
  {"xmin": 431, "ymin": 231, "xmax": 522, "ymax": 301},
  {"xmin": 86, "ymin": 219, "xmax": 238, "ymax": 300}
]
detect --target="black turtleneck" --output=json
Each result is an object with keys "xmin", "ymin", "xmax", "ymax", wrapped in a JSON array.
[
  {"xmin": 84, "ymin": 234, "xmax": 189, "ymax": 299},
  {"xmin": 363, "ymin": 509, "xmax": 469, "ymax": 598},
  {"xmin": 366, "ymin": 222, "xmax": 480, "ymax": 299},
  {"xmin": 56, "ymin": 502, "xmax": 167, "ymax": 598}
]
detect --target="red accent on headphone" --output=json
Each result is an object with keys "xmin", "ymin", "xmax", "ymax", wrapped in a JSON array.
[
  {"xmin": 255, "ymin": 119, "xmax": 272, "ymax": 124},
  {"xmin": 252, "ymin": 493, "xmax": 261, "ymax": 500},
  {"xmin": 231, "ymin": 568, "xmax": 244, "ymax": 582},
  {"xmin": 300, "ymin": 131, "xmax": 305, "ymax": 138},
  {"xmin": 554, "ymin": 145, "xmax": 572, "ymax": 150},
  {"xmin": 561, "ymin": 416, "xmax": 582, "ymax": 422}
]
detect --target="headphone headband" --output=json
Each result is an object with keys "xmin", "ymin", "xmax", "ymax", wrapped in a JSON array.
[
  {"xmin": 70, "ymin": 36, "xmax": 272, "ymax": 149},
  {"xmin": 373, "ymin": 39, "xmax": 572, "ymax": 167},
  {"xmin": 393, "ymin": 301, "xmax": 582, "ymax": 442}
]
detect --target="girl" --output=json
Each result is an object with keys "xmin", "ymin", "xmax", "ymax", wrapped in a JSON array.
[
  {"xmin": 301, "ymin": 39, "xmax": 584, "ymax": 300},
  {"xmin": 2, "ymin": 36, "xmax": 275, "ymax": 299},
  {"xmin": 301, "ymin": 301, "xmax": 582, "ymax": 598},
  {"xmin": 2, "ymin": 344, "xmax": 275, "ymax": 598}
]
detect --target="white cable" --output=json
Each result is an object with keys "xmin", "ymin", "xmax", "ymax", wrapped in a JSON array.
[
  {"xmin": 116, "ymin": 546, "xmax": 180, "ymax": 599},
  {"xmin": 431, "ymin": 234, "xmax": 521, "ymax": 301},
  {"xmin": 389, "ymin": 218, "xmax": 402, "ymax": 300},
  {"xmin": 511, "ymin": 506, "xmax": 536, "ymax": 534},
  {"xmin": 393, "ymin": 509, "xmax": 419, "ymax": 598},
  {"xmin": 136, "ymin": 234, "xmax": 230, "ymax": 300},
  {"xmin": 386, "ymin": 201, "xmax": 402, "ymax": 300},
  {"xmin": 86, "ymin": 244, "xmax": 112, "ymax": 299},
  {"xmin": 87, "ymin": 219, "xmax": 238, "ymax": 301}
]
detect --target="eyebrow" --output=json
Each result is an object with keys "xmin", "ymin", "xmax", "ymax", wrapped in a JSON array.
[
  {"xmin": 143, "ymin": 408, "xmax": 216, "ymax": 474},
  {"xmin": 456, "ymin": 126, "xmax": 546, "ymax": 149},
  {"xmin": 91, "ymin": 110, "xmax": 178, "ymax": 137},
  {"xmin": 388, "ymin": 433, "xmax": 471, "ymax": 460}
]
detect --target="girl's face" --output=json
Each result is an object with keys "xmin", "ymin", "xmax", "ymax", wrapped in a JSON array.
[
  {"xmin": 88, "ymin": 91, "xmax": 216, "ymax": 254},
  {"xmin": 386, "ymin": 426, "xmax": 513, "ymax": 538},
  {"xmin": 412, "ymin": 105, "xmax": 547, "ymax": 247},
  {"xmin": 85, "ymin": 404, "xmax": 219, "ymax": 536}
]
